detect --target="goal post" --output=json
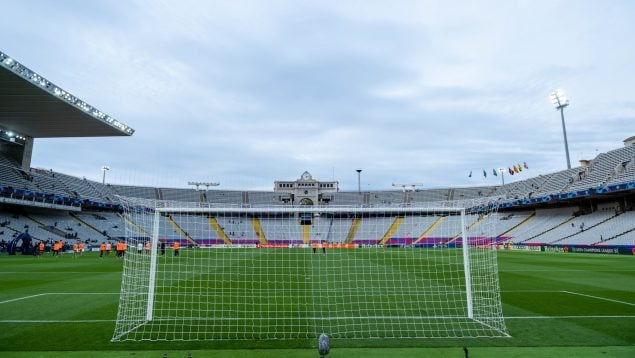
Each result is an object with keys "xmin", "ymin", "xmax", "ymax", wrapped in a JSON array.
[
  {"xmin": 145, "ymin": 210, "xmax": 160, "ymax": 321},
  {"xmin": 112, "ymin": 198, "xmax": 508, "ymax": 341},
  {"xmin": 461, "ymin": 208, "xmax": 474, "ymax": 320}
]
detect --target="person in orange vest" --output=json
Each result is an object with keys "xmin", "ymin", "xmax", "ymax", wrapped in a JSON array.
[
  {"xmin": 173, "ymin": 241, "xmax": 180, "ymax": 256},
  {"xmin": 145, "ymin": 241, "xmax": 151, "ymax": 254},
  {"xmin": 120, "ymin": 241, "xmax": 127, "ymax": 258},
  {"xmin": 52, "ymin": 241, "xmax": 59, "ymax": 257},
  {"xmin": 79, "ymin": 242, "xmax": 85, "ymax": 256},
  {"xmin": 73, "ymin": 243, "xmax": 78, "ymax": 258},
  {"xmin": 38, "ymin": 242, "xmax": 45, "ymax": 258},
  {"xmin": 99, "ymin": 242, "xmax": 106, "ymax": 258}
]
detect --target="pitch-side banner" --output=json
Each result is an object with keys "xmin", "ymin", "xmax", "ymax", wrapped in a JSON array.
[{"xmin": 503, "ymin": 244, "xmax": 634, "ymax": 255}]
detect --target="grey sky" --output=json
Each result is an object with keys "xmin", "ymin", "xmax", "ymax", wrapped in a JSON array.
[{"xmin": 1, "ymin": 0, "xmax": 634, "ymax": 190}]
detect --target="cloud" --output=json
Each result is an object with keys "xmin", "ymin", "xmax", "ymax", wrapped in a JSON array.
[{"xmin": 2, "ymin": 0, "xmax": 635, "ymax": 191}]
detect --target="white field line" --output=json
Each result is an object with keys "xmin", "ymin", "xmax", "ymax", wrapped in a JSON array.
[
  {"xmin": 562, "ymin": 290, "xmax": 635, "ymax": 307},
  {"xmin": 0, "ymin": 293, "xmax": 47, "ymax": 305},
  {"xmin": 500, "ymin": 269, "xmax": 635, "ymax": 272},
  {"xmin": 2, "ymin": 315, "xmax": 635, "ymax": 324},
  {"xmin": 0, "ymin": 292, "xmax": 119, "ymax": 305},
  {"xmin": 506, "ymin": 315, "xmax": 635, "ymax": 319},
  {"xmin": 0, "ymin": 272, "xmax": 119, "ymax": 274},
  {"xmin": 0, "ymin": 319, "xmax": 116, "ymax": 323}
]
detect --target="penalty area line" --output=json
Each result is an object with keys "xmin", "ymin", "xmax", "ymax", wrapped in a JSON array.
[
  {"xmin": 562, "ymin": 290, "xmax": 635, "ymax": 307},
  {"xmin": 0, "ymin": 293, "xmax": 47, "ymax": 305},
  {"xmin": 506, "ymin": 315, "xmax": 635, "ymax": 319},
  {"xmin": 0, "ymin": 319, "xmax": 116, "ymax": 323},
  {"xmin": 0, "ymin": 292, "xmax": 119, "ymax": 305}
]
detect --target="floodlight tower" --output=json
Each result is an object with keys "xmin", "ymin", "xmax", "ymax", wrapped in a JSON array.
[
  {"xmin": 101, "ymin": 165, "xmax": 110, "ymax": 185},
  {"xmin": 550, "ymin": 89, "xmax": 571, "ymax": 169}
]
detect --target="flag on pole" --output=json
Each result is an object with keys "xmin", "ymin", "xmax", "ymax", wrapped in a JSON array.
[
  {"xmin": 493, "ymin": 169, "xmax": 498, "ymax": 176},
  {"xmin": 509, "ymin": 167, "xmax": 514, "ymax": 175},
  {"xmin": 518, "ymin": 164, "xmax": 523, "ymax": 172},
  {"xmin": 468, "ymin": 171, "xmax": 472, "ymax": 178},
  {"xmin": 524, "ymin": 162, "xmax": 529, "ymax": 169},
  {"xmin": 483, "ymin": 170, "xmax": 487, "ymax": 178},
  {"xmin": 513, "ymin": 165, "xmax": 519, "ymax": 173}
]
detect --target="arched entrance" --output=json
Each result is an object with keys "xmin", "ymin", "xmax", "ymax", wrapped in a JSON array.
[{"xmin": 299, "ymin": 198, "xmax": 314, "ymax": 206}]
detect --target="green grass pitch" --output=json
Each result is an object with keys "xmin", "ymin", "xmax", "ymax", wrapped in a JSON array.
[{"xmin": 0, "ymin": 250, "xmax": 634, "ymax": 357}]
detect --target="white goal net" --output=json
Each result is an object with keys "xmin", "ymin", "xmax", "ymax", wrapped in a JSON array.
[{"xmin": 112, "ymin": 198, "xmax": 508, "ymax": 341}]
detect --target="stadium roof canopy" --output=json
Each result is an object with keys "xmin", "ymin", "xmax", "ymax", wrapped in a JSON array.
[{"xmin": 0, "ymin": 51, "xmax": 134, "ymax": 138}]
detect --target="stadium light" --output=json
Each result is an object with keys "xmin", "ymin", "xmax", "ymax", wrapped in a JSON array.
[
  {"xmin": 0, "ymin": 50, "xmax": 135, "ymax": 135},
  {"xmin": 550, "ymin": 89, "xmax": 571, "ymax": 169},
  {"xmin": 188, "ymin": 181, "xmax": 220, "ymax": 191},
  {"xmin": 101, "ymin": 165, "xmax": 110, "ymax": 185},
  {"xmin": 356, "ymin": 169, "xmax": 362, "ymax": 194}
]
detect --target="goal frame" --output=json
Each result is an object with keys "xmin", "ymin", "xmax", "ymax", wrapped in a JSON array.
[
  {"xmin": 143, "ymin": 206, "xmax": 474, "ymax": 322},
  {"xmin": 112, "ymin": 200, "xmax": 509, "ymax": 341}
]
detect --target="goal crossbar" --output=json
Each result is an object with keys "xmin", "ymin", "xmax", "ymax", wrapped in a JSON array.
[{"xmin": 153, "ymin": 206, "xmax": 464, "ymax": 214}]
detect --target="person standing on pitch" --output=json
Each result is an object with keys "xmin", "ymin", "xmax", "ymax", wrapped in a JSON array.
[{"xmin": 173, "ymin": 241, "xmax": 180, "ymax": 256}]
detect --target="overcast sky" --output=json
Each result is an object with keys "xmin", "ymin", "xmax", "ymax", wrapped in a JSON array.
[{"xmin": 1, "ymin": 0, "xmax": 634, "ymax": 190}]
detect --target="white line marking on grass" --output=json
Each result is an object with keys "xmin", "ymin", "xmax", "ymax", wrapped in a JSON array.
[
  {"xmin": 501, "ymin": 269, "xmax": 635, "ymax": 272},
  {"xmin": 0, "ymin": 293, "xmax": 47, "ymax": 304},
  {"xmin": 0, "ymin": 320, "xmax": 116, "ymax": 323},
  {"xmin": 1, "ymin": 272, "xmax": 118, "ymax": 274},
  {"xmin": 2, "ymin": 315, "xmax": 635, "ymax": 324},
  {"xmin": 562, "ymin": 290, "xmax": 635, "ymax": 307},
  {"xmin": 0, "ymin": 292, "xmax": 119, "ymax": 304},
  {"xmin": 506, "ymin": 315, "xmax": 635, "ymax": 319}
]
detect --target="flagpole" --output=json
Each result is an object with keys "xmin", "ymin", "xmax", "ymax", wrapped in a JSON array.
[{"xmin": 498, "ymin": 168, "xmax": 505, "ymax": 186}]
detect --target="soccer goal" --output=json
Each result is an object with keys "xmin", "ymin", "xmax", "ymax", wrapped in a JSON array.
[{"xmin": 112, "ymin": 198, "xmax": 508, "ymax": 341}]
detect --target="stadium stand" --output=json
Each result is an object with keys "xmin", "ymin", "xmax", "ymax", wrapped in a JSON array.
[
  {"xmin": 353, "ymin": 216, "xmax": 395, "ymax": 243},
  {"xmin": 504, "ymin": 207, "xmax": 577, "ymax": 243},
  {"xmin": 391, "ymin": 215, "xmax": 440, "ymax": 240},
  {"xmin": 0, "ymin": 65, "xmax": 633, "ymax": 250},
  {"xmin": 109, "ymin": 185, "xmax": 157, "ymax": 200},
  {"xmin": 492, "ymin": 211, "xmax": 534, "ymax": 238},
  {"xmin": 564, "ymin": 145, "xmax": 635, "ymax": 192},
  {"xmin": 74, "ymin": 211, "xmax": 126, "ymax": 238},
  {"xmin": 526, "ymin": 210, "xmax": 615, "ymax": 244},
  {"xmin": 558, "ymin": 211, "xmax": 635, "ymax": 245}
]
